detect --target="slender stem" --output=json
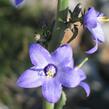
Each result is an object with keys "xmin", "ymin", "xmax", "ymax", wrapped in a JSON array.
[
  {"xmin": 55, "ymin": 91, "xmax": 67, "ymax": 109},
  {"xmin": 48, "ymin": 0, "xmax": 69, "ymax": 51},
  {"xmin": 43, "ymin": 100, "xmax": 54, "ymax": 109},
  {"xmin": 77, "ymin": 57, "xmax": 88, "ymax": 68}
]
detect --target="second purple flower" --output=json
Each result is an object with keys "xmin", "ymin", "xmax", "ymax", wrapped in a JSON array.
[{"xmin": 83, "ymin": 7, "xmax": 109, "ymax": 54}]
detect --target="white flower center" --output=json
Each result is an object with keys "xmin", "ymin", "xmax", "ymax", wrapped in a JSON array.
[{"xmin": 44, "ymin": 64, "xmax": 57, "ymax": 78}]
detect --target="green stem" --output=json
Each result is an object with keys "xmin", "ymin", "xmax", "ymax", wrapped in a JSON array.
[
  {"xmin": 48, "ymin": 0, "xmax": 69, "ymax": 51},
  {"xmin": 55, "ymin": 91, "xmax": 67, "ymax": 109},
  {"xmin": 57, "ymin": 0, "xmax": 69, "ymax": 11},
  {"xmin": 43, "ymin": 100, "xmax": 54, "ymax": 109}
]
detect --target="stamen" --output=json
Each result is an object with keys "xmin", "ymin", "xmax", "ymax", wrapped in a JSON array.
[
  {"xmin": 98, "ymin": 16, "xmax": 109, "ymax": 22},
  {"xmin": 46, "ymin": 71, "xmax": 54, "ymax": 78},
  {"xmin": 77, "ymin": 57, "xmax": 88, "ymax": 69}
]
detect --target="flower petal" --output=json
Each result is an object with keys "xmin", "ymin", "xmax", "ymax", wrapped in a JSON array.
[
  {"xmin": 84, "ymin": 7, "xmax": 97, "ymax": 28},
  {"xmin": 51, "ymin": 44, "xmax": 74, "ymax": 68},
  {"xmin": 60, "ymin": 67, "xmax": 81, "ymax": 88},
  {"xmin": 15, "ymin": 0, "xmax": 24, "ymax": 5},
  {"xmin": 88, "ymin": 22, "xmax": 104, "ymax": 42},
  {"xmin": 86, "ymin": 38, "xmax": 98, "ymax": 54},
  {"xmin": 17, "ymin": 66, "xmax": 45, "ymax": 88},
  {"xmin": 10, "ymin": 0, "xmax": 25, "ymax": 7},
  {"xmin": 42, "ymin": 78, "xmax": 62, "ymax": 103},
  {"xmin": 79, "ymin": 82, "xmax": 90, "ymax": 96},
  {"xmin": 77, "ymin": 68, "xmax": 86, "ymax": 81},
  {"xmin": 29, "ymin": 43, "xmax": 51, "ymax": 68}
]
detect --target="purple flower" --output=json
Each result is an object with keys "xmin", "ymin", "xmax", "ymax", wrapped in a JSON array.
[
  {"xmin": 10, "ymin": 0, "xmax": 25, "ymax": 7},
  {"xmin": 17, "ymin": 43, "xmax": 90, "ymax": 103},
  {"xmin": 84, "ymin": 7, "xmax": 105, "ymax": 54}
]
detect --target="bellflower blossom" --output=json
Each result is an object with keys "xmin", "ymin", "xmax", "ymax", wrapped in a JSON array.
[
  {"xmin": 17, "ymin": 43, "xmax": 90, "ymax": 103},
  {"xmin": 84, "ymin": 7, "xmax": 109, "ymax": 54},
  {"xmin": 10, "ymin": 0, "xmax": 25, "ymax": 7}
]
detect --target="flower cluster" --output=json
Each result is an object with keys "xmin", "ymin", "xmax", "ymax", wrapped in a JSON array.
[
  {"xmin": 14, "ymin": 0, "xmax": 109, "ymax": 104},
  {"xmin": 17, "ymin": 43, "xmax": 90, "ymax": 103}
]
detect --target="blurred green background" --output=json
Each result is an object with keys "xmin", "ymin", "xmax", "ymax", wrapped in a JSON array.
[{"xmin": 0, "ymin": 0, "xmax": 109, "ymax": 109}]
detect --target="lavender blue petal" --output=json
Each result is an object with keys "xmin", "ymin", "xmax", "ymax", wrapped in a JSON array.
[
  {"xmin": 10, "ymin": 0, "xmax": 25, "ymax": 7},
  {"xmin": 29, "ymin": 43, "xmax": 51, "ymax": 68},
  {"xmin": 88, "ymin": 22, "xmax": 105, "ymax": 42},
  {"xmin": 51, "ymin": 44, "xmax": 74, "ymax": 68},
  {"xmin": 77, "ymin": 68, "xmax": 86, "ymax": 81},
  {"xmin": 84, "ymin": 7, "xmax": 97, "ymax": 28},
  {"xmin": 96, "ymin": 12, "xmax": 104, "ymax": 17},
  {"xmin": 60, "ymin": 67, "xmax": 81, "ymax": 88},
  {"xmin": 15, "ymin": 0, "xmax": 24, "ymax": 5},
  {"xmin": 42, "ymin": 78, "xmax": 62, "ymax": 103},
  {"xmin": 80, "ymin": 82, "xmax": 90, "ymax": 96},
  {"xmin": 86, "ymin": 38, "xmax": 98, "ymax": 54},
  {"xmin": 17, "ymin": 66, "xmax": 45, "ymax": 88}
]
